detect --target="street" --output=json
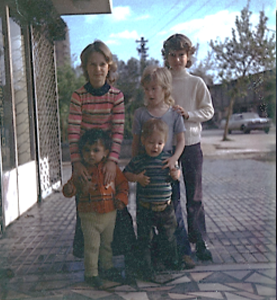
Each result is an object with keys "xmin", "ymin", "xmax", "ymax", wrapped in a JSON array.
[{"xmin": 201, "ymin": 127, "xmax": 276, "ymax": 160}]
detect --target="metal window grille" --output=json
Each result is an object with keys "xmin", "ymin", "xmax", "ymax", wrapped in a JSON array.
[{"xmin": 31, "ymin": 27, "xmax": 62, "ymax": 199}]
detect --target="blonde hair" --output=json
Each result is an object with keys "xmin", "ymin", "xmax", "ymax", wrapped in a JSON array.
[
  {"xmin": 161, "ymin": 33, "xmax": 196, "ymax": 69},
  {"xmin": 141, "ymin": 65, "xmax": 175, "ymax": 106},
  {"xmin": 141, "ymin": 118, "xmax": 168, "ymax": 142},
  {"xmin": 80, "ymin": 40, "xmax": 117, "ymax": 85}
]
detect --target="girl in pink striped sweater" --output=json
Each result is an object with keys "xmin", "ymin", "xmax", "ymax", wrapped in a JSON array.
[{"xmin": 68, "ymin": 41, "xmax": 125, "ymax": 260}]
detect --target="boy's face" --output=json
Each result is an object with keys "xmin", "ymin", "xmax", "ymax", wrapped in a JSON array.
[
  {"xmin": 87, "ymin": 51, "xmax": 109, "ymax": 88},
  {"xmin": 141, "ymin": 131, "xmax": 166, "ymax": 157},
  {"xmin": 167, "ymin": 49, "xmax": 188, "ymax": 71},
  {"xmin": 82, "ymin": 140, "xmax": 108, "ymax": 166},
  {"xmin": 143, "ymin": 81, "xmax": 165, "ymax": 108}
]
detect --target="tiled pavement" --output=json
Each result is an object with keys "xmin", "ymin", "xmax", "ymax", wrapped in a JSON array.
[{"xmin": 0, "ymin": 155, "xmax": 275, "ymax": 299}]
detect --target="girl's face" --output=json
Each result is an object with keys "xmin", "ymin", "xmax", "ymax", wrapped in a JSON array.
[
  {"xmin": 142, "ymin": 131, "xmax": 166, "ymax": 157},
  {"xmin": 167, "ymin": 49, "xmax": 188, "ymax": 71},
  {"xmin": 143, "ymin": 81, "xmax": 165, "ymax": 108},
  {"xmin": 82, "ymin": 140, "xmax": 108, "ymax": 166},
  {"xmin": 86, "ymin": 51, "xmax": 109, "ymax": 88}
]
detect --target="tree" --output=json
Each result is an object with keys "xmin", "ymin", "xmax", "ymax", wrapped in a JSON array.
[
  {"xmin": 57, "ymin": 63, "xmax": 85, "ymax": 142},
  {"xmin": 209, "ymin": 1, "xmax": 275, "ymax": 140},
  {"xmin": 191, "ymin": 50, "xmax": 215, "ymax": 86}
]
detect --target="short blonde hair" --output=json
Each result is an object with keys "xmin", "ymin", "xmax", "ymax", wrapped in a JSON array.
[
  {"xmin": 80, "ymin": 40, "xmax": 117, "ymax": 85},
  {"xmin": 162, "ymin": 33, "xmax": 196, "ymax": 69},
  {"xmin": 141, "ymin": 65, "xmax": 175, "ymax": 106},
  {"xmin": 141, "ymin": 118, "xmax": 168, "ymax": 142}
]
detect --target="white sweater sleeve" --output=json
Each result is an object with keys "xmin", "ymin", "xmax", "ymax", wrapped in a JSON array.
[{"xmin": 187, "ymin": 78, "xmax": 214, "ymax": 123}]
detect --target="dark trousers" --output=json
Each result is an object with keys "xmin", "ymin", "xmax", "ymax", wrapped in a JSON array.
[
  {"xmin": 171, "ymin": 181, "xmax": 192, "ymax": 256},
  {"xmin": 179, "ymin": 143, "xmax": 207, "ymax": 244},
  {"xmin": 137, "ymin": 203, "xmax": 178, "ymax": 271}
]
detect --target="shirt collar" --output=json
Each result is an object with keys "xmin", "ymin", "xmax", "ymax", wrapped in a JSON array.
[{"xmin": 84, "ymin": 81, "xmax": 110, "ymax": 96}]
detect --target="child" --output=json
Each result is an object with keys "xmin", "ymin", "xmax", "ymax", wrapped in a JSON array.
[
  {"xmin": 63, "ymin": 129, "xmax": 129, "ymax": 288},
  {"xmin": 124, "ymin": 119, "xmax": 180, "ymax": 281},
  {"xmin": 67, "ymin": 40, "xmax": 125, "ymax": 258},
  {"xmin": 162, "ymin": 33, "xmax": 214, "ymax": 261},
  {"xmin": 132, "ymin": 66, "xmax": 195, "ymax": 269}
]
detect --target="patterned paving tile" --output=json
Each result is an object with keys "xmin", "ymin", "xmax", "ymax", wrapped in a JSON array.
[
  {"xmin": 198, "ymin": 283, "xmax": 236, "ymax": 291},
  {"xmin": 189, "ymin": 291, "xmax": 224, "ymax": 299},
  {"xmin": 190, "ymin": 272, "xmax": 213, "ymax": 282},
  {"xmin": 116, "ymin": 292, "xmax": 150, "ymax": 300},
  {"xmin": 223, "ymin": 270, "xmax": 251, "ymax": 280},
  {"xmin": 255, "ymin": 284, "xmax": 276, "ymax": 297},
  {"xmin": 168, "ymin": 294, "xmax": 196, "ymax": 299},
  {"xmin": 245, "ymin": 272, "xmax": 276, "ymax": 285}
]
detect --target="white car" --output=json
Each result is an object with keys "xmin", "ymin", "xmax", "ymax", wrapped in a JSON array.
[{"xmin": 220, "ymin": 112, "xmax": 271, "ymax": 134}]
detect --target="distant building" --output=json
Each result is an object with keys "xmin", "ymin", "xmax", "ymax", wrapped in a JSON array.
[
  {"xmin": 55, "ymin": 23, "xmax": 71, "ymax": 67},
  {"xmin": 209, "ymin": 70, "xmax": 275, "ymax": 125}
]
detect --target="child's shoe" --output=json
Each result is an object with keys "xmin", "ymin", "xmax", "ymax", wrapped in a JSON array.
[
  {"xmin": 196, "ymin": 241, "xmax": 213, "ymax": 261},
  {"xmin": 84, "ymin": 276, "xmax": 103, "ymax": 289},
  {"xmin": 100, "ymin": 267, "xmax": 122, "ymax": 282},
  {"xmin": 182, "ymin": 255, "xmax": 195, "ymax": 269}
]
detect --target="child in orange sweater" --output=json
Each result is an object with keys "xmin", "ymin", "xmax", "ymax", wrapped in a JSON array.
[{"xmin": 63, "ymin": 129, "xmax": 128, "ymax": 288}]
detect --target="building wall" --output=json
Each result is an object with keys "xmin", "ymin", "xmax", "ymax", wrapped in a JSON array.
[{"xmin": 0, "ymin": 4, "xmax": 63, "ymax": 232}]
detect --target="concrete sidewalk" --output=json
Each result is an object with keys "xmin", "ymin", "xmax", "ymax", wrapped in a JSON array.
[{"xmin": 0, "ymin": 132, "xmax": 275, "ymax": 300}]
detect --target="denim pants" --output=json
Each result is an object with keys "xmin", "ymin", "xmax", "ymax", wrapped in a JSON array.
[{"xmin": 179, "ymin": 143, "xmax": 207, "ymax": 243}]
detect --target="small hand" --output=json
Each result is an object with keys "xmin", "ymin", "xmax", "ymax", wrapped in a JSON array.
[
  {"xmin": 63, "ymin": 181, "xmax": 76, "ymax": 197},
  {"xmin": 103, "ymin": 160, "xmax": 116, "ymax": 185},
  {"xmin": 114, "ymin": 200, "xmax": 125, "ymax": 210},
  {"xmin": 162, "ymin": 157, "xmax": 177, "ymax": 171},
  {"xmin": 73, "ymin": 162, "xmax": 90, "ymax": 184},
  {"xmin": 170, "ymin": 167, "xmax": 181, "ymax": 181},
  {"xmin": 173, "ymin": 105, "xmax": 189, "ymax": 119},
  {"xmin": 137, "ymin": 170, "xmax": 150, "ymax": 187}
]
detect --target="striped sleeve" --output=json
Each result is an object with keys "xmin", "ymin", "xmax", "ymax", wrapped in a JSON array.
[
  {"xmin": 68, "ymin": 89, "xmax": 83, "ymax": 163},
  {"xmin": 109, "ymin": 88, "xmax": 125, "ymax": 163}
]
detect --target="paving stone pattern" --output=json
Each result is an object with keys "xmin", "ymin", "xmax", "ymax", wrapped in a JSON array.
[{"xmin": 0, "ymin": 158, "xmax": 275, "ymax": 300}]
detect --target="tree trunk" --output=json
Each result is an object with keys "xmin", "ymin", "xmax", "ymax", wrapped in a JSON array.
[{"xmin": 223, "ymin": 96, "xmax": 235, "ymax": 141}]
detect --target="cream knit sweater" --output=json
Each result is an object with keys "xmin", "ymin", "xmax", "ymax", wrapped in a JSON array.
[{"xmin": 171, "ymin": 69, "xmax": 214, "ymax": 146}]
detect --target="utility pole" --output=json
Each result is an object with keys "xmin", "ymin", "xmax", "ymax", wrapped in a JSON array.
[{"xmin": 136, "ymin": 37, "xmax": 149, "ymax": 61}]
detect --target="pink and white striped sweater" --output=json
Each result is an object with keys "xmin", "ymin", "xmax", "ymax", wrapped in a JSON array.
[{"xmin": 68, "ymin": 82, "xmax": 125, "ymax": 164}]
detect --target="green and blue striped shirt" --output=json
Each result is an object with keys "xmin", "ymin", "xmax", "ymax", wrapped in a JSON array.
[{"xmin": 124, "ymin": 152, "xmax": 177, "ymax": 203}]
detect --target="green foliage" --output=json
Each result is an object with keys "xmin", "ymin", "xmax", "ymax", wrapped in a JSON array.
[
  {"xmin": 210, "ymin": 5, "xmax": 275, "ymax": 82},
  {"xmin": 8, "ymin": 0, "xmax": 66, "ymax": 41},
  {"xmin": 57, "ymin": 63, "xmax": 85, "ymax": 142}
]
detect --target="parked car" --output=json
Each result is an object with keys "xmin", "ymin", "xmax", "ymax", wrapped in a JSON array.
[{"xmin": 220, "ymin": 112, "xmax": 271, "ymax": 134}]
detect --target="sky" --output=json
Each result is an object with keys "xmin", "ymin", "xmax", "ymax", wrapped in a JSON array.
[{"xmin": 62, "ymin": 0, "xmax": 276, "ymax": 67}]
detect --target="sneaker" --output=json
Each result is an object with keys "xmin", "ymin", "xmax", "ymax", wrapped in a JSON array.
[
  {"xmin": 84, "ymin": 276, "xmax": 103, "ymax": 288},
  {"xmin": 182, "ymin": 255, "xmax": 196, "ymax": 269},
  {"xmin": 196, "ymin": 241, "xmax": 213, "ymax": 261}
]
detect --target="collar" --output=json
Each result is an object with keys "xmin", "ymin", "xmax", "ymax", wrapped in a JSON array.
[
  {"xmin": 84, "ymin": 81, "xmax": 110, "ymax": 96},
  {"xmin": 83, "ymin": 158, "xmax": 107, "ymax": 172},
  {"xmin": 143, "ymin": 151, "xmax": 164, "ymax": 160},
  {"xmin": 171, "ymin": 68, "xmax": 188, "ymax": 78}
]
